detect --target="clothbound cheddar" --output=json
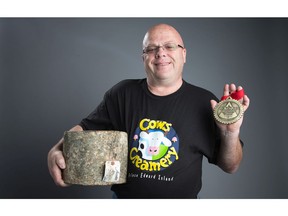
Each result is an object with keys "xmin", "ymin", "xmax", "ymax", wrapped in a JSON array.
[{"xmin": 63, "ymin": 130, "xmax": 128, "ymax": 185}]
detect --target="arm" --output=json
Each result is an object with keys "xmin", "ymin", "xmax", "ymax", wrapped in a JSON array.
[
  {"xmin": 216, "ymin": 129, "xmax": 243, "ymax": 173},
  {"xmin": 210, "ymin": 84, "xmax": 250, "ymax": 174},
  {"xmin": 47, "ymin": 125, "xmax": 83, "ymax": 186}
]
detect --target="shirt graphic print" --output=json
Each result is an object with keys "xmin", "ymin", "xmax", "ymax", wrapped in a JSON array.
[{"xmin": 129, "ymin": 118, "xmax": 179, "ymax": 172}]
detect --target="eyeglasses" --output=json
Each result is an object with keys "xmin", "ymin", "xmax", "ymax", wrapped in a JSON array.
[{"xmin": 143, "ymin": 43, "xmax": 184, "ymax": 54}]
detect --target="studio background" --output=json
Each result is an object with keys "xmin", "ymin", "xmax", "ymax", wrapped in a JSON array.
[{"xmin": 1, "ymin": 18, "xmax": 287, "ymax": 198}]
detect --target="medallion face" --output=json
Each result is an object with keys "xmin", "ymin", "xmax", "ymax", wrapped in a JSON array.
[{"xmin": 213, "ymin": 97, "xmax": 244, "ymax": 124}]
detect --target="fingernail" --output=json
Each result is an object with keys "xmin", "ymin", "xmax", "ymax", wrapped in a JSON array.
[{"xmin": 59, "ymin": 159, "xmax": 65, "ymax": 169}]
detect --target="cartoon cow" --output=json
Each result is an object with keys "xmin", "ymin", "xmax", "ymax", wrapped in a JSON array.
[{"xmin": 138, "ymin": 131, "xmax": 172, "ymax": 160}]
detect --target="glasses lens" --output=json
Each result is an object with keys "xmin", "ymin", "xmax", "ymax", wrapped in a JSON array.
[
  {"xmin": 164, "ymin": 43, "xmax": 178, "ymax": 51},
  {"xmin": 143, "ymin": 43, "xmax": 182, "ymax": 54},
  {"xmin": 145, "ymin": 46, "xmax": 157, "ymax": 54}
]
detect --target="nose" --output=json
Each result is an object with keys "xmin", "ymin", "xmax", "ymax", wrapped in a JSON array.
[
  {"xmin": 155, "ymin": 46, "xmax": 166, "ymax": 58},
  {"xmin": 148, "ymin": 146, "xmax": 159, "ymax": 155}
]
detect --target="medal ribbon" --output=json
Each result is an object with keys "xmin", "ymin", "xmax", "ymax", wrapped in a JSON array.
[{"xmin": 221, "ymin": 88, "xmax": 245, "ymax": 101}]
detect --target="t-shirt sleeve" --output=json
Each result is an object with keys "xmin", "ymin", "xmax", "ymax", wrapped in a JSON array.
[
  {"xmin": 78, "ymin": 79, "xmax": 136, "ymax": 132},
  {"xmin": 199, "ymin": 92, "xmax": 221, "ymax": 165},
  {"xmin": 79, "ymin": 91, "xmax": 115, "ymax": 131}
]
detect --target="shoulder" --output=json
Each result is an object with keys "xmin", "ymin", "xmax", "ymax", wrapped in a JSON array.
[{"xmin": 106, "ymin": 79, "xmax": 144, "ymax": 95}]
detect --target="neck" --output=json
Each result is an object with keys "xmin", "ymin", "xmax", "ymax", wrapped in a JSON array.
[{"xmin": 147, "ymin": 78, "xmax": 183, "ymax": 96}]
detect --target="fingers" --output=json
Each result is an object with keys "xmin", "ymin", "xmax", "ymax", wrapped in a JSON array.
[
  {"xmin": 48, "ymin": 150, "xmax": 70, "ymax": 187},
  {"xmin": 54, "ymin": 153, "xmax": 70, "ymax": 186},
  {"xmin": 242, "ymin": 95, "xmax": 250, "ymax": 111},
  {"xmin": 222, "ymin": 83, "xmax": 249, "ymax": 111},
  {"xmin": 237, "ymin": 85, "xmax": 243, "ymax": 91},
  {"xmin": 52, "ymin": 165, "xmax": 70, "ymax": 187},
  {"xmin": 230, "ymin": 83, "xmax": 236, "ymax": 93},
  {"xmin": 56, "ymin": 156, "xmax": 66, "ymax": 170},
  {"xmin": 223, "ymin": 84, "xmax": 230, "ymax": 96},
  {"xmin": 224, "ymin": 83, "xmax": 239, "ymax": 95}
]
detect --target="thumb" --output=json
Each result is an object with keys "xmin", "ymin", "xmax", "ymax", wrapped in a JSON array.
[
  {"xmin": 56, "ymin": 157, "xmax": 66, "ymax": 169},
  {"xmin": 210, "ymin": 99, "xmax": 218, "ymax": 110}
]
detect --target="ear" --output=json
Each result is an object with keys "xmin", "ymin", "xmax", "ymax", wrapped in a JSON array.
[
  {"xmin": 182, "ymin": 48, "xmax": 187, "ymax": 63},
  {"xmin": 142, "ymin": 54, "xmax": 146, "ymax": 62},
  {"xmin": 140, "ymin": 131, "xmax": 149, "ymax": 139}
]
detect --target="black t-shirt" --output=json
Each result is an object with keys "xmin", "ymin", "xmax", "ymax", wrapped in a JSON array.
[{"xmin": 79, "ymin": 79, "xmax": 221, "ymax": 198}]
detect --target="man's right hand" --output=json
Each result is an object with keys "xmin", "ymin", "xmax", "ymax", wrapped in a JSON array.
[
  {"xmin": 47, "ymin": 142, "xmax": 70, "ymax": 187},
  {"xmin": 47, "ymin": 125, "xmax": 83, "ymax": 187}
]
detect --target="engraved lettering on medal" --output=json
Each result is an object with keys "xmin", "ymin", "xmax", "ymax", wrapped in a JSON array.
[{"xmin": 213, "ymin": 97, "xmax": 244, "ymax": 124}]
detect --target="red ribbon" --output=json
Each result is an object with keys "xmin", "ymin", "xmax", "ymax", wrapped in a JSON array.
[{"xmin": 221, "ymin": 88, "xmax": 245, "ymax": 101}]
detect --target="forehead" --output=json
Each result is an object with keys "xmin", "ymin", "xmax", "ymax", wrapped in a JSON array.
[{"xmin": 143, "ymin": 25, "xmax": 183, "ymax": 46}]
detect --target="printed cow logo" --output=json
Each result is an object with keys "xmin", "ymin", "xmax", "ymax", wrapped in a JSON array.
[
  {"xmin": 130, "ymin": 118, "xmax": 179, "ymax": 172},
  {"xmin": 138, "ymin": 131, "xmax": 172, "ymax": 160}
]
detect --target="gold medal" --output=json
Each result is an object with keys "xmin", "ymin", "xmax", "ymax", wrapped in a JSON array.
[{"xmin": 213, "ymin": 96, "xmax": 244, "ymax": 124}]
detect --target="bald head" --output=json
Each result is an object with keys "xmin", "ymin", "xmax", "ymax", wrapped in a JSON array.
[{"xmin": 142, "ymin": 24, "xmax": 184, "ymax": 48}]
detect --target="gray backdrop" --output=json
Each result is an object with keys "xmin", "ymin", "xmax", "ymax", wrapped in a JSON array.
[{"xmin": 1, "ymin": 18, "xmax": 287, "ymax": 198}]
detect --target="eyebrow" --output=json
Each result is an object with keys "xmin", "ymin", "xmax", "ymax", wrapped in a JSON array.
[{"xmin": 145, "ymin": 41, "xmax": 178, "ymax": 46}]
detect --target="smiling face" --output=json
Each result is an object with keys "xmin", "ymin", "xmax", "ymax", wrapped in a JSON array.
[{"xmin": 142, "ymin": 24, "xmax": 186, "ymax": 86}]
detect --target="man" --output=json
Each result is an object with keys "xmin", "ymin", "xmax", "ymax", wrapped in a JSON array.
[{"xmin": 47, "ymin": 23, "xmax": 250, "ymax": 198}]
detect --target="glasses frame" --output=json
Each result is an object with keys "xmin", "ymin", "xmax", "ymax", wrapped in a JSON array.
[{"xmin": 142, "ymin": 43, "xmax": 184, "ymax": 55}]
